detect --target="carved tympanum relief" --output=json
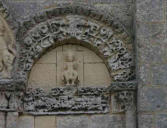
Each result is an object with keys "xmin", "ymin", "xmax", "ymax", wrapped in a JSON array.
[
  {"xmin": 0, "ymin": 15, "xmax": 16, "ymax": 78},
  {"xmin": 26, "ymin": 45, "xmax": 111, "ymax": 114},
  {"xmin": 28, "ymin": 45, "xmax": 111, "ymax": 90},
  {"xmin": 62, "ymin": 50, "xmax": 79, "ymax": 86}
]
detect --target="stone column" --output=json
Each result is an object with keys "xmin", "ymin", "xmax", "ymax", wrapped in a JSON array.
[
  {"xmin": 114, "ymin": 91, "xmax": 136, "ymax": 128},
  {"xmin": 0, "ymin": 112, "xmax": 5, "ymax": 128},
  {"xmin": 125, "ymin": 103, "xmax": 136, "ymax": 128},
  {"xmin": 6, "ymin": 112, "xmax": 18, "ymax": 128}
]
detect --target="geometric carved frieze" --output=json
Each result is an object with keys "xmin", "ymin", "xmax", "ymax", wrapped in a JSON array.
[
  {"xmin": 15, "ymin": 4, "xmax": 135, "ymax": 82},
  {"xmin": 23, "ymin": 87, "xmax": 109, "ymax": 115}
]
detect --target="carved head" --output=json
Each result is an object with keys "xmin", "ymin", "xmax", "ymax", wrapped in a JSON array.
[{"xmin": 65, "ymin": 50, "xmax": 75, "ymax": 62}]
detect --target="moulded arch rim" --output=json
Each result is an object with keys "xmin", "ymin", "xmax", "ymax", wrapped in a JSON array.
[{"xmin": 15, "ymin": 3, "xmax": 134, "ymax": 82}]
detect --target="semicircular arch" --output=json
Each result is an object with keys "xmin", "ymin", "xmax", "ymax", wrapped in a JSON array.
[{"xmin": 15, "ymin": 3, "xmax": 135, "ymax": 82}]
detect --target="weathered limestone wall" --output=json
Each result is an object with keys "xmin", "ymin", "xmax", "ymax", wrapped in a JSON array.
[
  {"xmin": 136, "ymin": 0, "xmax": 167, "ymax": 128},
  {"xmin": 3, "ymin": 0, "xmax": 135, "ymax": 34},
  {"xmin": 12, "ymin": 114, "xmax": 125, "ymax": 128}
]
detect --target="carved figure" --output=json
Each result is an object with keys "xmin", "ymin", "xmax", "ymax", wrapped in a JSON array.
[
  {"xmin": 62, "ymin": 50, "xmax": 79, "ymax": 86},
  {"xmin": 0, "ymin": 15, "xmax": 16, "ymax": 78}
]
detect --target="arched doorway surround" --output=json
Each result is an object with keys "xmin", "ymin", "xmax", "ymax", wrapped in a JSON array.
[
  {"xmin": 15, "ymin": 4, "xmax": 135, "ymax": 82},
  {"xmin": 0, "ymin": 3, "xmax": 137, "ymax": 128}
]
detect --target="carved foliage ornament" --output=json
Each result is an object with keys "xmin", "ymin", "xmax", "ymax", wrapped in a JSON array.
[
  {"xmin": 114, "ymin": 91, "xmax": 135, "ymax": 111},
  {"xmin": 16, "ymin": 5, "xmax": 135, "ymax": 82},
  {"xmin": 24, "ymin": 87, "xmax": 109, "ymax": 114}
]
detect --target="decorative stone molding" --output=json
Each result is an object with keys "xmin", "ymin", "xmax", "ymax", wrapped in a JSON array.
[
  {"xmin": 23, "ymin": 87, "xmax": 109, "ymax": 115},
  {"xmin": 0, "ymin": 79, "xmax": 25, "ymax": 91},
  {"xmin": 15, "ymin": 4, "xmax": 135, "ymax": 82},
  {"xmin": 109, "ymin": 81, "xmax": 137, "ymax": 91}
]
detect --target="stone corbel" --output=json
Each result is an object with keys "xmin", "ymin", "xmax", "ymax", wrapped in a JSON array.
[{"xmin": 109, "ymin": 81, "xmax": 137, "ymax": 128}]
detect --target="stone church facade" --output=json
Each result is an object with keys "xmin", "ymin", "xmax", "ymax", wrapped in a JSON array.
[{"xmin": 0, "ymin": 0, "xmax": 166, "ymax": 128}]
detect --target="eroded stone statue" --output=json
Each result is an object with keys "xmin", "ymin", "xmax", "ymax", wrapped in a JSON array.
[
  {"xmin": 62, "ymin": 50, "xmax": 79, "ymax": 86},
  {"xmin": 0, "ymin": 15, "xmax": 16, "ymax": 78}
]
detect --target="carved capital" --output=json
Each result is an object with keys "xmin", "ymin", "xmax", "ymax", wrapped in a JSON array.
[
  {"xmin": 0, "ymin": 91, "xmax": 24, "ymax": 111},
  {"xmin": 114, "ymin": 91, "xmax": 135, "ymax": 111},
  {"xmin": 110, "ymin": 81, "xmax": 137, "ymax": 112}
]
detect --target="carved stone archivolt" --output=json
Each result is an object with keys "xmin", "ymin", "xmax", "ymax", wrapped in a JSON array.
[{"xmin": 15, "ymin": 4, "xmax": 135, "ymax": 82}]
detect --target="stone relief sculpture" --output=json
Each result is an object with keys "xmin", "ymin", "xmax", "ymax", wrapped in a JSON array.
[
  {"xmin": 0, "ymin": 15, "xmax": 16, "ymax": 78},
  {"xmin": 62, "ymin": 50, "xmax": 79, "ymax": 86}
]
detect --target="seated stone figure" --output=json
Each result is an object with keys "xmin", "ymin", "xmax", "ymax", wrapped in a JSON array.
[
  {"xmin": 0, "ymin": 15, "xmax": 16, "ymax": 78},
  {"xmin": 62, "ymin": 50, "xmax": 79, "ymax": 86}
]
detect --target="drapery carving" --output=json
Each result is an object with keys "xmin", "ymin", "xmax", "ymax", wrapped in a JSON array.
[{"xmin": 0, "ymin": 14, "xmax": 16, "ymax": 78}]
